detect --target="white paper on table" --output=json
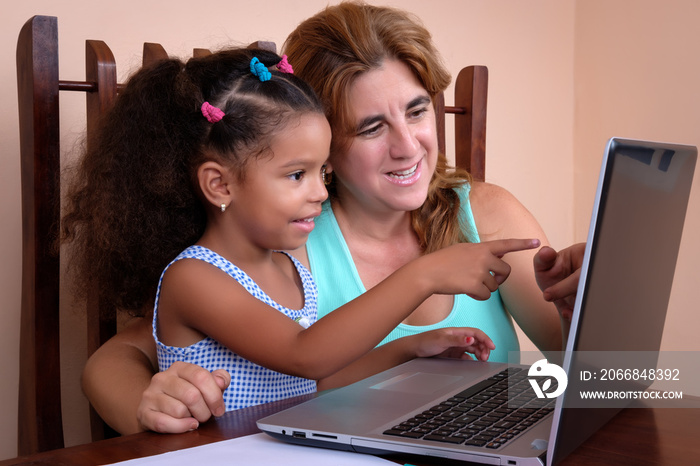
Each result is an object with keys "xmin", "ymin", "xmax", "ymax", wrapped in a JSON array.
[{"xmin": 106, "ymin": 432, "xmax": 397, "ymax": 465}]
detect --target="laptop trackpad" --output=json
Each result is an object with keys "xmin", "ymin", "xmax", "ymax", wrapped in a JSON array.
[{"xmin": 370, "ymin": 372, "xmax": 462, "ymax": 394}]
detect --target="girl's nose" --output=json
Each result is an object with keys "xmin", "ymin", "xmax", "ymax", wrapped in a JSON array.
[{"xmin": 311, "ymin": 169, "xmax": 329, "ymax": 203}]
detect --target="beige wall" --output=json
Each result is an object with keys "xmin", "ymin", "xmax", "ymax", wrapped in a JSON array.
[
  {"xmin": 573, "ymin": 0, "xmax": 700, "ymax": 357},
  {"xmin": 0, "ymin": 0, "xmax": 697, "ymax": 460}
]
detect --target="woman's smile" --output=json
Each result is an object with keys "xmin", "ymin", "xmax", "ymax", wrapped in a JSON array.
[{"xmin": 384, "ymin": 160, "xmax": 422, "ymax": 186}]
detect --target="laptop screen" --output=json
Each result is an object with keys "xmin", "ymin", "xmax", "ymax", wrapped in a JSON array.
[{"xmin": 548, "ymin": 138, "xmax": 697, "ymax": 465}]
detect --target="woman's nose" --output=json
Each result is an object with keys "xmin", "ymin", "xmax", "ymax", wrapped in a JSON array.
[{"xmin": 388, "ymin": 122, "xmax": 420, "ymax": 159}]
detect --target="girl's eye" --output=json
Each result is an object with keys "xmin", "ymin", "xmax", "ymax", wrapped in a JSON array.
[{"xmin": 288, "ymin": 171, "xmax": 304, "ymax": 181}]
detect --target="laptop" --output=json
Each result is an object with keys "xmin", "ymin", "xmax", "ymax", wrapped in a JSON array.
[{"xmin": 258, "ymin": 138, "xmax": 697, "ymax": 466}]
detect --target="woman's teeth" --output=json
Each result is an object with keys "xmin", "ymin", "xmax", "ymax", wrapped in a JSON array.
[{"xmin": 389, "ymin": 164, "xmax": 418, "ymax": 179}]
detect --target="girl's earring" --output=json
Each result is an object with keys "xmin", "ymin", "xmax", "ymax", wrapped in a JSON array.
[
  {"xmin": 322, "ymin": 166, "xmax": 333, "ymax": 186},
  {"xmin": 220, "ymin": 203, "xmax": 227, "ymax": 213}
]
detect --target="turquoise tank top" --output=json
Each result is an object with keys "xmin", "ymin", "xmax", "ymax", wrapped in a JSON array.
[{"xmin": 306, "ymin": 184, "xmax": 519, "ymax": 363}]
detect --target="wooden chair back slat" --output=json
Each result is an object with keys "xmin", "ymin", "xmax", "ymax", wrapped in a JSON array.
[
  {"xmin": 455, "ymin": 65, "xmax": 488, "ymax": 181},
  {"xmin": 143, "ymin": 42, "xmax": 168, "ymax": 67},
  {"xmin": 436, "ymin": 65, "xmax": 488, "ymax": 181},
  {"xmin": 17, "ymin": 15, "xmax": 63, "ymax": 455}
]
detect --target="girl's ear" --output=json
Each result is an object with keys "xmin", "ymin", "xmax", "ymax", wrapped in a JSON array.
[
  {"xmin": 323, "ymin": 160, "xmax": 334, "ymax": 185},
  {"xmin": 198, "ymin": 161, "xmax": 235, "ymax": 210}
]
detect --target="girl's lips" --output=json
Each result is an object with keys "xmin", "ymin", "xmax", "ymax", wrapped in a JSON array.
[
  {"xmin": 292, "ymin": 213, "xmax": 321, "ymax": 234},
  {"xmin": 384, "ymin": 160, "xmax": 422, "ymax": 186}
]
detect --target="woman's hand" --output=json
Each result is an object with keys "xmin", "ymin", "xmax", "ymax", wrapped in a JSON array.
[
  {"xmin": 137, "ymin": 361, "xmax": 230, "ymax": 433},
  {"xmin": 410, "ymin": 327, "xmax": 496, "ymax": 361},
  {"xmin": 533, "ymin": 243, "xmax": 586, "ymax": 321}
]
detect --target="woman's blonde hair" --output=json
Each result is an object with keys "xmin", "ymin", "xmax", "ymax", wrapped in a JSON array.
[{"xmin": 284, "ymin": 1, "xmax": 473, "ymax": 253}]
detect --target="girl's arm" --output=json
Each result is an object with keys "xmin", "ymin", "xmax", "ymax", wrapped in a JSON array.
[
  {"xmin": 469, "ymin": 181, "xmax": 569, "ymax": 352},
  {"xmin": 316, "ymin": 327, "xmax": 495, "ymax": 391},
  {"xmin": 83, "ymin": 238, "xmax": 533, "ymax": 434},
  {"xmin": 158, "ymin": 238, "xmax": 539, "ymax": 383}
]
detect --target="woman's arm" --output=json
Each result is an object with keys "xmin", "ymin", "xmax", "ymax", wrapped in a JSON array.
[
  {"xmin": 83, "ymin": 317, "xmax": 229, "ymax": 434},
  {"xmin": 83, "ymin": 318, "xmax": 159, "ymax": 434},
  {"xmin": 469, "ymin": 181, "xmax": 568, "ymax": 351}
]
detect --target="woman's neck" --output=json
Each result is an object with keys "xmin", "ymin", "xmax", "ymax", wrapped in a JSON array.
[
  {"xmin": 330, "ymin": 195, "xmax": 414, "ymax": 244},
  {"xmin": 329, "ymin": 195, "xmax": 423, "ymax": 293}
]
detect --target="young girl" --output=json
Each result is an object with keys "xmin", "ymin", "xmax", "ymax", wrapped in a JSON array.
[{"xmin": 62, "ymin": 48, "xmax": 539, "ymax": 412}]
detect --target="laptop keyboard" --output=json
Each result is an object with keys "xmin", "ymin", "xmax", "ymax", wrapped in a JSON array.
[{"xmin": 383, "ymin": 367, "xmax": 555, "ymax": 449}]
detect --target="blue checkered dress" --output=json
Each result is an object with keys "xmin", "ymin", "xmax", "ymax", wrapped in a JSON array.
[{"xmin": 153, "ymin": 245, "xmax": 318, "ymax": 411}]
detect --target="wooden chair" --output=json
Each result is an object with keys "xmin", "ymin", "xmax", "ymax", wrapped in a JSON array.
[
  {"xmin": 17, "ymin": 15, "xmax": 119, "ymax": 455},
  {"xmin": 15, "ymin": 14, "xmax": 487, "ymax": 455},
  {"xmin": 436, "ymin": 66, "xmax": 488, "ymax": 182},
  {"xmin": 15, "ymin": 16, "xmax": 194, "ymax": 455}
]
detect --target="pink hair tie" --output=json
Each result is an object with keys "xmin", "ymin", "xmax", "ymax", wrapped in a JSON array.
[
  {"xmin": 276, "ymin": 55, "xmax": 294, "ymax": 74},
  {"xmin": 201, "ymin": 101, "xmax": 225, "ymax": 123}
]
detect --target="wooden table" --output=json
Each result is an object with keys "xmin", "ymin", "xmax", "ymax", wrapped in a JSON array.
[{"xmin": 2, "ymin": 394, "xmax": 698, "ymax": 465}]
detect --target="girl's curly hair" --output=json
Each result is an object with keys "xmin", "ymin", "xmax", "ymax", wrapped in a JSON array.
[{"xmin": 60, "ymin": 48, "xmax": 324, "ymax": 317}]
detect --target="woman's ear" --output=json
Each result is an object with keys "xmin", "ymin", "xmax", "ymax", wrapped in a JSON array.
[{"xmin": 198, "ymin": 161, "xmax": 234, "ymax": 210}]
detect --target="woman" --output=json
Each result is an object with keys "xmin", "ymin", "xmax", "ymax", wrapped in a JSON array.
[{"xmin": 83, "ymin": 1, "xmax": 584, "ymax": 435}]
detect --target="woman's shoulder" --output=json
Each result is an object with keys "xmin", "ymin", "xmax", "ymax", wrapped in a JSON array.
[
  {"xmin": 468, "ymin": 181, "xmax": 540, "ymax": 241},
  {"xmin": 468, "ymin": 181, "xmax": 523, "ymax": 213}
]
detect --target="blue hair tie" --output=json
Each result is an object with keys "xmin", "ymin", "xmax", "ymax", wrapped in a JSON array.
[{"xmin": 250, "ymin": 57, "xmax": 271, "ymax": 82}]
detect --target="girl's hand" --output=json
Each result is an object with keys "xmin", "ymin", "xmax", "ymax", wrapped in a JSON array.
[
  {"xmin": 410, "ymin": 327, "xmax": 496, "ymax": 362},
  {"xmin": 419, "ymin": 239, "xmax": 541, "ymax": 300}
]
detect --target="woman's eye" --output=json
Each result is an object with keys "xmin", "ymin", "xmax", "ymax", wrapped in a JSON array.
[
  {"xmin": 358, "ymin": 125, "xmax": 381, "ymax": 137},
  {"xmin": 288, "ymin": 171, "xmax": 304, "ymax": 181},
  {"xmin": 409, "ymin": 107, "xmax": 428, "ymax": 119}
]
